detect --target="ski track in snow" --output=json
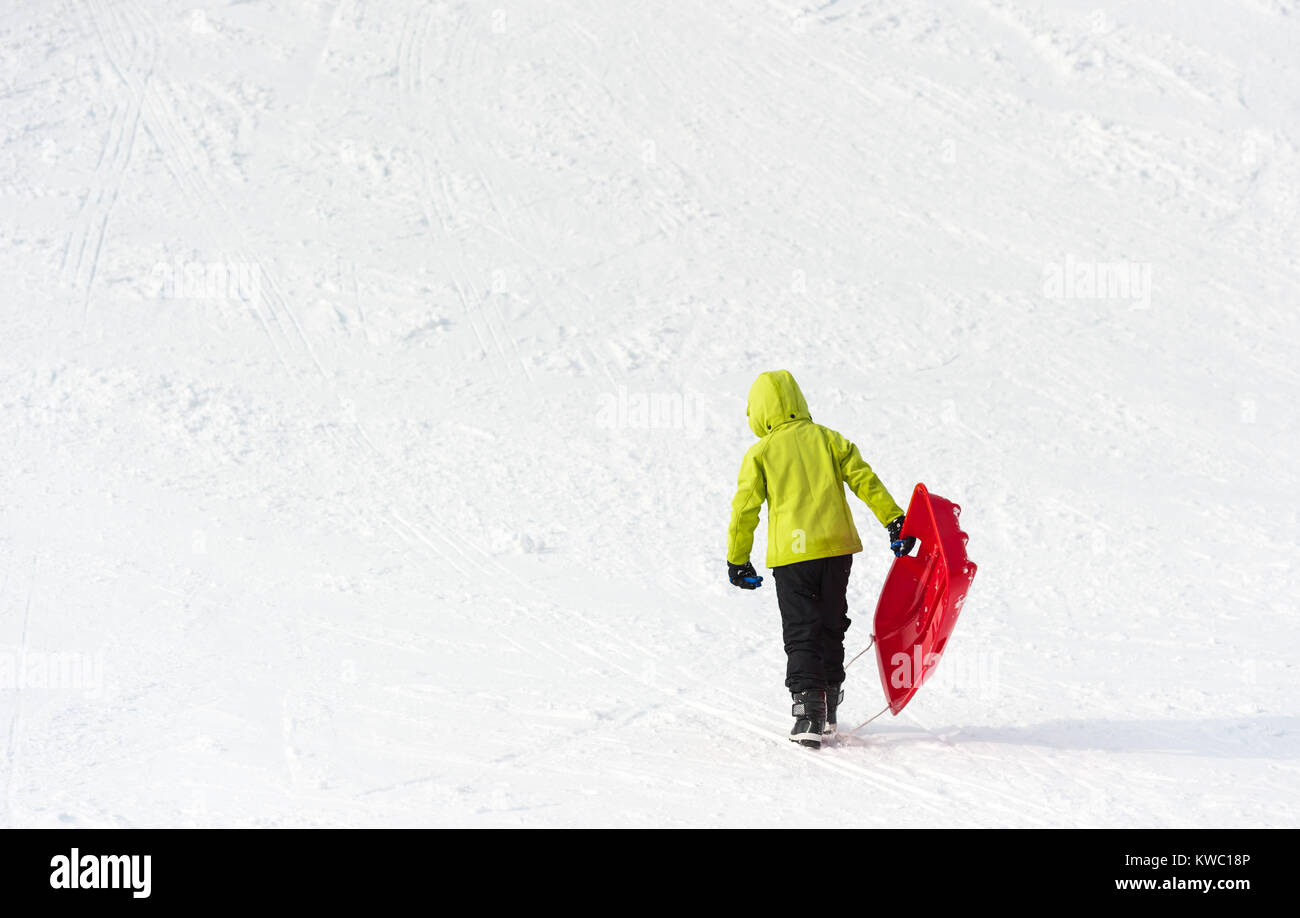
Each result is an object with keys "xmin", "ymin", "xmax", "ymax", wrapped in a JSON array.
[{"xmin": 1, "ymin": 0, "xmax": 1298, "ymax": 826}]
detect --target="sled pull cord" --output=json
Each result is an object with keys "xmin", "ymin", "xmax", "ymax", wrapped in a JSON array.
[
  {"xmin": 843, "ymin": 634, "xmax": 875, "ymax": 671},
  {"xmin": 844, "ymin": 635, "xmax": 888, "ymax": 731},
  {"xmin": 852, "ymin": 704, "xmax": 890, "ymax": 733}
]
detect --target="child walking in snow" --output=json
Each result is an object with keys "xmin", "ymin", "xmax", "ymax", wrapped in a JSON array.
[{"xmin": 726, "ymin": 370, "xmax": 913, "ymax": 748}]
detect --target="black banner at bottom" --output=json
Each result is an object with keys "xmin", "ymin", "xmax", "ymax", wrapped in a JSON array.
[{"xmin": 0, "ymin": 828, "xmax": 1289, "ymax": 907}]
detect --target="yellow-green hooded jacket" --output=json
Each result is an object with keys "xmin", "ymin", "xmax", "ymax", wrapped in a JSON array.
[{"xmin": 727, "ymin": 370, "xmax": 904, "ymax": 568}]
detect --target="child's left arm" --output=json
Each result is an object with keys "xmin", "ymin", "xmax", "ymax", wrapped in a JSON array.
[{"xmin": 726, "ymin": 444, "xmax": 766, "ymax": 566}]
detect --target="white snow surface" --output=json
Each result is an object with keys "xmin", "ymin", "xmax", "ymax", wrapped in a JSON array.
[{"xmin": 2, "ymin": 0, "xmax": 1298, "ymax": 828}]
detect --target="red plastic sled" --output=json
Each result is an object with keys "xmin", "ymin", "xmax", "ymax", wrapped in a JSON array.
[{"xmin": 873, "ymin": 483, "xmax": 976, "ymax": 715}]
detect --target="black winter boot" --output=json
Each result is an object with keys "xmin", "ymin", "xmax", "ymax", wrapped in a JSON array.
[
  {"xmin": 789, "ymin": 690, "xmax": 826, "ymax": 748},
  {"xmin": 825, "ymin": 685, "xmax": 844, "ymax": 735}
]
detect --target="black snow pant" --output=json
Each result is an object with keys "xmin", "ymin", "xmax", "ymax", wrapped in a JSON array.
[{"xmin": 773, "ymin": 554, "xmax": 853, "ymax": 693}]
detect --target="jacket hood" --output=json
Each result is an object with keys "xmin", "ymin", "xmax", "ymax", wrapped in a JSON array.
[{"xmin": 746, "ymin": 370, "xmax": 811, "ymax": 438}]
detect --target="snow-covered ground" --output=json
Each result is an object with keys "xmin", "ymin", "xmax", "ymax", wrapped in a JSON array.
[{"xmin": 2, "ymin": 0, "xmax": 1297, "ymax": 827}]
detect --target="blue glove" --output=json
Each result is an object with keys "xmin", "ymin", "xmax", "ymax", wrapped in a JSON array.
[
  {"xmin": 728, "ymin": 561, "xmax": 763, "ymax": 589},
  {"xmin": 888, "ymin": 515, "xmax": 916, "ymax": 557}
]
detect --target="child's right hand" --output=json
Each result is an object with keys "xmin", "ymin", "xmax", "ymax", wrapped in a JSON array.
[
  {"xmin": 727, "ymin": 561, "xmax": 764, "ymax": 590},
  {"xmin": 888, "ymin": 515, "xmax": 917, "ymax": 557}
]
